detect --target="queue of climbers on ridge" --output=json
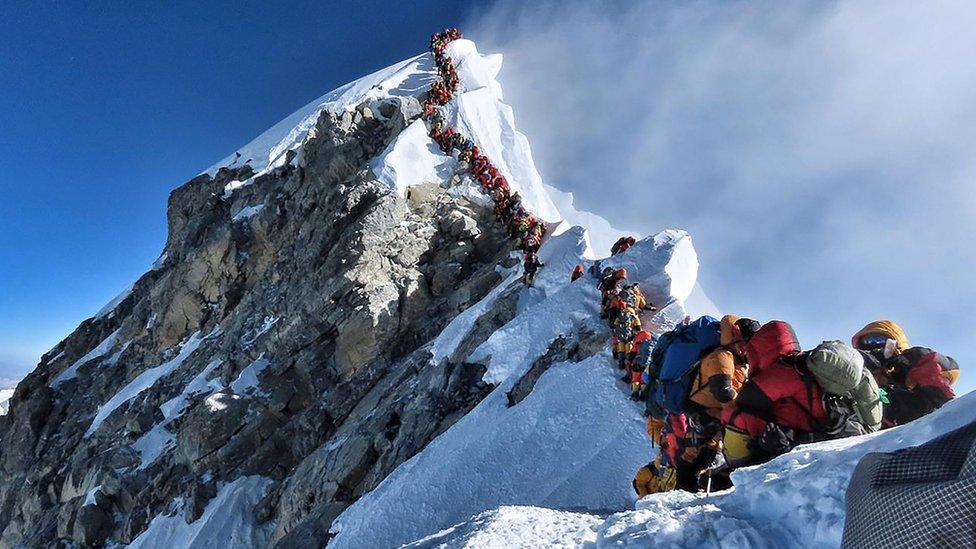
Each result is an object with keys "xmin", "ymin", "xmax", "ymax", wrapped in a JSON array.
[
  {"xmin": 577, "ymin": 237, "xmax": 962, "ymax": 497},
  {"xmin": 423, "ymin": 28, "xmax": 547, "ymax": 287},
  {"xmin": 630, "ymin": 302, "xmax": 960, "ymax": 496}
]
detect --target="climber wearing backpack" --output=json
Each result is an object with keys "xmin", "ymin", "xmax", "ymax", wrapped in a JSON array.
[
  {"xmin": 612, "ymin": 306, "xmax": 642, "ymax": 370},
  {"xmin": 619, "ymin": 282, "xmax": 656, "ymax": 314},
  {"xmin": 598, "ymin": 267, "xmax": 618, "ymax": 318},
  {"xmin": 611, "ymin": 235, "xmax": 637, "ymax": 256},
  {"xmin": 600, "ymin": 269, "xmax": 628, "ymax": 319},
  {"xmin": 646, "ymin": 316, "xmax": 723, "ymax": 419},
  {"xmin": 642, "ymin": 315, "xmax": 749, "ymax": 491},
  {"xmin": 522, "ymin": 252, "xmax": 544, "ymax": 287},
  {"xmin": 852, "ymin": 320, "xmax": 958, "ymax": 427},
  {"xmin": 721, "ymin": 321, "xmax": 829, "ymax": 467},
  {"xmin": 684, "ymin": 316, "xmax": 761, "ymax": 419},
  {"xmin": 628, "ymin": 330, "xmax": 655, "ymax": 400}
]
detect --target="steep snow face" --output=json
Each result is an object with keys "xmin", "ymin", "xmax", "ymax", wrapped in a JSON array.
[
  {"xmin": 408, "ymin": 390, "xmax": 976, "ymax": 548},
  {"xmin": 371, "ymin": 119, "xmax": 454, "ymax": 196},
  {"xmin": 206, "ymin": 53, "xmax": 437, "ymax": 178},
  {"xmin": 373, "ymin": 39, "xmax": 563, "ymax": 224},
  {"xmin": 328, "ymin": 229, "xmax": 700, "ymax": 548}
]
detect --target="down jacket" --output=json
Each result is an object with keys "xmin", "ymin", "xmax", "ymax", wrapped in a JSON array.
[
  {"xmin": 688, "ymin": 315, "xmax": 749, "ymax": 417},
  {"xmin": 723, "ymin": 321, "xmax": 828, "ymax": 436}
]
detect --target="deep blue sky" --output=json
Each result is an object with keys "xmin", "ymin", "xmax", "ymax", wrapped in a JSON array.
[{"xmin": 0, "ymin": 1, "xmax": 478, "ymax": 379}]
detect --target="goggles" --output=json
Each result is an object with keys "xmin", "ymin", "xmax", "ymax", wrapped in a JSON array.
[{"xmin": 858, "ymin": 333, "xmax": 888, "ymax": 351}]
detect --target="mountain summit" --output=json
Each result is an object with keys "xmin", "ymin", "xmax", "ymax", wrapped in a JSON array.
[
  {"xmin": 3, "ymin": 31, "xmax": 962, "ymax": 549},
  {"xmin": 0, "ymin": 36, "xmax": 705, "ymax": 547}
]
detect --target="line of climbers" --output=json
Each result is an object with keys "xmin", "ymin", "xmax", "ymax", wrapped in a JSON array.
[
  {"xmin": 597, "ymin": 262, "xmax": 658, "ymax": 401},
  {"xmin": 580, "ymin": 237, "xmax": 962, "ymax": 497},
  {"xmin": 422, "ymin": 29, "xmax": 547, "ymax": 287},
  {"xmin": 632, "ymin": 314, "xmax": 960, "ymax": 497}
]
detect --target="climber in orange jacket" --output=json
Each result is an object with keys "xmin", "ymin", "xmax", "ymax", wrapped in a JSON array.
[{"xmin": 686, "ymin": 316, "xmax": 761, "ymax": 419}]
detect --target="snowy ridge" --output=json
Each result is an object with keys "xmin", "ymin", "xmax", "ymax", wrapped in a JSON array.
[
  {"xmin": 206, "ymin": 54, "xmax": 438, "ymax": 178},
  {"xmin": 372, "ymin": 39, "xmax": 563, "ymax": 226},
  {"xmin": 411, "ymin": 389, "xmax": 976, "ymax": 548}
]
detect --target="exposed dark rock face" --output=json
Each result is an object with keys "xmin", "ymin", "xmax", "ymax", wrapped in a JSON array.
[{"xmin": 0, "ymin": 97, "xmax": 522, "ymax": 546}]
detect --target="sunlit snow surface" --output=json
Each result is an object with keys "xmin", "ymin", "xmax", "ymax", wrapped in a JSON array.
[
  {"xmin": 405, "ymin": 390, "xmax": 976, "ymax": 548},
  {"xmin": 205, "ymin": 54, "xmax": 438, "ymax": 178},
  {"xmin": 0, "ymin": 389, "xmax": 13, "ymax": 416}
]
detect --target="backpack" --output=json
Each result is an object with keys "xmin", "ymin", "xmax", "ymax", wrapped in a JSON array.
[
  {"xmin": 653, "ymin": 316, "xmax": 722, "ymax": 415},
  {"xmin": 613, "ymin": 310, "xmax": 640, "ymax": 342},
  {"xmin": 635, "ymin": 337, "xmax": 655, "ymax": 370},
  {"xmin": 806, "ymin": 341, "xmax": 883, "ymax": 434},
  {"xmin": 619, "ymin": 286, "xmax": 637, "ymax": 308}
]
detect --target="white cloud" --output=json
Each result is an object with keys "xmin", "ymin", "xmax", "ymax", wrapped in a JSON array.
[{"xmin": 468, "ymin": 0, "xmax": 976, "ymax": 393}]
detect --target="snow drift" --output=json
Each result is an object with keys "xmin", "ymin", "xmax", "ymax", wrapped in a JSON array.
[{"xmin": 410, "ymin": 390, "xmax": 976, "ymax": 548}]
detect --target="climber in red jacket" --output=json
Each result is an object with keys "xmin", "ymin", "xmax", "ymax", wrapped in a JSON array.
[
  {"xmin": 722, "ymin": 321, "xmax": 829, "ymax": 467},
  {"xmin": 571, "ymin": 264, "xmax": 585, "ymax": 282},
  {"xmin": 611, "ymin": 236, "xmax": 637, "ymax": 256}
]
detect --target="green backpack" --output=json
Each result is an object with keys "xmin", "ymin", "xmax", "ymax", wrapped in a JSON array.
[{"xmin": 806, "ymin": 340, "xmax": 882, "ymax": 433}]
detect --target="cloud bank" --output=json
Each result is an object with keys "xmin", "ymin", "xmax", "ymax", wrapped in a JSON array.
[{"xmin": 468, "ymin": 0, "xmax": 976, "ymax": 392}]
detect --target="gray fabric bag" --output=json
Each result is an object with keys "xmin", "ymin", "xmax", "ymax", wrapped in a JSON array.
[{"xmin": 842, "ymin": 420, "xmax": 976, "ymax": 548}]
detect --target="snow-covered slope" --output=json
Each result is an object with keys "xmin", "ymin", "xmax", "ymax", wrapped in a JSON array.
[
  {"xmin": 206, "ymin": 54, "xmax": 437, "ymax": 178},
  {"xmin": 408, "ymin": 390, "xmax": 976, "ymax": 548},
  {"xmin": 0, "ymin": 389, "xmax": 13, "ymax": 416}
]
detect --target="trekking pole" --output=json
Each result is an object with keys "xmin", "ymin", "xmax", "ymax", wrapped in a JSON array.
[{"xmin": 705, "ymin": 468, "xmax": 713, "ymax": 500}]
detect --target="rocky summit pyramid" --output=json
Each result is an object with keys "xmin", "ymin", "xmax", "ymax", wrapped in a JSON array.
[{"xmin": 0, "ymin": 37, "xmax": 708, "ymax": 547}]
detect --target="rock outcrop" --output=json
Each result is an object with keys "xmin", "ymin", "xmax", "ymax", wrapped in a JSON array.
[{"xmin": 0, "ymin": 96, "xmax": 523, "ymax": 547}]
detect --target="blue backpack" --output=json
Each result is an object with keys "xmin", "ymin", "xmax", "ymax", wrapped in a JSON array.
[{"xmin": 654, "ymin": 316, "xmax": 722, "ymax": 415}]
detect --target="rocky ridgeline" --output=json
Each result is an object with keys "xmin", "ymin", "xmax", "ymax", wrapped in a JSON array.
[{"xmin": 0, "ymin": 97, "xmax": 545, "ymax": 547}]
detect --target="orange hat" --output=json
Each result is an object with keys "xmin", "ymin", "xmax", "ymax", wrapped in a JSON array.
[{"xmin": 852, "ymin": 320, "xmax": 909, "ymax": 353}]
